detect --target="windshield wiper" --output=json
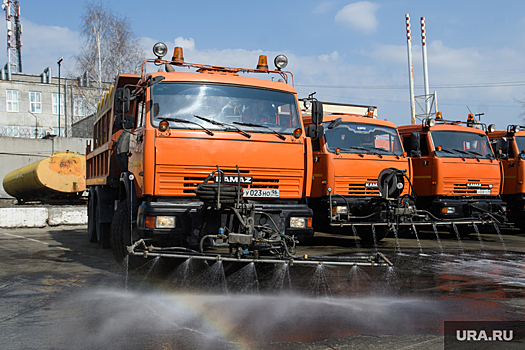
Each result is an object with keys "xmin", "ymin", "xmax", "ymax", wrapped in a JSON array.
[
  {"xmin": 233, "ymin": 121, "xmax": 286, "ymax": 140},
  {"xmin": 337, "ymin": 147, "xmax": 365, "ymax": 157},
  {"xmin": 194, "ymin": 115, "xmax": 251, "ymax": 138},
  {"xmin": 164, "ymin": 117, "xmax": 214, "ymax": 136},
  {"xmin": 360, "ymin": 146, "xmax": 384, "ymax": 159}
]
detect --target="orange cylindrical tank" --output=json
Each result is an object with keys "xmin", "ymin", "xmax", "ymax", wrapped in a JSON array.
[{"xmin": 3, "ymin": 151, "xmax": 86, "ymax": 202}]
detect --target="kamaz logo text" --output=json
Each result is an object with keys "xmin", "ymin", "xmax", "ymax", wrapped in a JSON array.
[
  {"xmin": 365, "ymin": 182, "xmax": 378, "ymax": 188},
  {"xmin": 466, "ymin": 183, "xmax": 482, "ymax": 188},
  {"xmin": 215, "ymin": 176, "xmax": 253, "ymax": 184}
]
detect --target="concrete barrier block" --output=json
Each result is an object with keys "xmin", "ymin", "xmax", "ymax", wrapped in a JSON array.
[
  {"xmin": 48, "ymin": 207, "xmax": 87, "ymax": 226},
  {"xmin": 0, "ymin": 208, "xmax": 48, "ymax": 228}
]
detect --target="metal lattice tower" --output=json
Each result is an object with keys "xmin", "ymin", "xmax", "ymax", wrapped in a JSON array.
[{"xmin": 2, "ymin": 0, "xmax": 22, "ymax": 73}]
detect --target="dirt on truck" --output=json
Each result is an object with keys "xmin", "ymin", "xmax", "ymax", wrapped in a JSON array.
[{"xmin": 85, "ymin": 43, "xmax": 391, "ymax": 268}]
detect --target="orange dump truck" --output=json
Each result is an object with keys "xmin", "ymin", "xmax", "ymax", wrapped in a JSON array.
[
  {"xmin": 488, "ymin": 125, "xmax": 525, "ymax": 230},
  {"xmin": 302, "ymin": 101, "xmax": 417, "ymax": 242},
  {"xmin": 398, "ymin": 115, "xmax": 507, "ymax": 235},
  {"xmin": 86, "ymin": 44, "xmax": 319, "ymax": 265}
]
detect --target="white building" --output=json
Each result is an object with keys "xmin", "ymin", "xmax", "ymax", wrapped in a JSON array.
[{"xmin": 0, "ymin": 69, "xmax": 109, "ymax": 138}]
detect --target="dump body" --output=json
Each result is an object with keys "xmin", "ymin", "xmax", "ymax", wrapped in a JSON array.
[
  {"xmin": 3, "ymin": 151, "xmax": 86, "ymax": 203},
  {"xmin": 398, "ymin": 121, "xmax": 506, "ymax": 228},
  {"xmin": 303, "ymin": 102, "xmax": 414, "ymax": 242},
  {"xmin": 488, "ymin": 127, "xmax": 525, "ymax": 230},
  {"xmin": 85, "ymin": 46, "xmax": 315, "ymax": 261}
]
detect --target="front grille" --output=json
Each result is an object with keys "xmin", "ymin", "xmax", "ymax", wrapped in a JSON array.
[
  {"xmin": 156, "ymin": 165, "xmax": 300, "ymax": 197},
  {"xmin": 335, "ymin": 178, "xmax": 380, "ymax": 196},
  {"xmin": 453, "ymin": 183, "xmax": 491, "ymax": 195}
]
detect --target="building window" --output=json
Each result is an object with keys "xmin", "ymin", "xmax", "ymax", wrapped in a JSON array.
[
  {"xmin": 30, "ymin": 92, "xmax": 42, "ymax": 113},
  {"xmin": 6, "ymin": 90, "xmax": 18, "ymax": 112},
  {"xmin": 73, "ymin": 95, "xmax": 84, "ymax": 116},
  {"xmin": 52, "ymin": 93, "xmax": 65, "ymax": 115}
]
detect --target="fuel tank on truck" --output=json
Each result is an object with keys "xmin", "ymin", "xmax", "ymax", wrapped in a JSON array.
[{"xmin": 3, "ymin": 151, "xmax": 86, "ymax": 203}]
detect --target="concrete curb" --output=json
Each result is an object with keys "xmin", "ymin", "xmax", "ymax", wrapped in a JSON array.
[{"xmin": 0, "ymin": 207, "xmax": 87, "ymax": 228}]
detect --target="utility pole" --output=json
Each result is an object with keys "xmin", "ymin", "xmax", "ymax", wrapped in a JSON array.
[
  {"xmin": 57, "ymin": 57, "xmax": 63, "ymax": 137},
  {"xmin": 2, "ymin": 0, "xmax": 22, "ymax": 73}
]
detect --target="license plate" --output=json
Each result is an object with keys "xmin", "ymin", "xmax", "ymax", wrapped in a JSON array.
[
  {"xmin": 243, "ymin": 188, "xmax": 279, "ymax": 198},
  {"xmin": 477, "ymin": 189, "xmax": 491, "ymax": 195}
]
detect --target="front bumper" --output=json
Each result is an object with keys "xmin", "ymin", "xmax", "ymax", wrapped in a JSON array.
[{"xmin": 136, "ymin": 199, "xmax": 313, "ymax": 241}]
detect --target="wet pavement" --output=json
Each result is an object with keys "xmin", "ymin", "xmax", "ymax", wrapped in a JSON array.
[{"xmin": 0, "ymin": 226, "xmax": 524, "ymax": 349}]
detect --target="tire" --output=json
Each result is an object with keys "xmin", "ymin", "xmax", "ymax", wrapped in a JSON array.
[
  {"xmin": 110, "ymin": 200, "xmax": 132, "ymax": 266},
  {"xmin": 357, "ymin": 225, "xmax": 389, "ymax": 244},
  {"xmin": 96, "ymin": 200, "xmax": 111, "ymax": 249},
  {"xmin": 87, "ymin": 190, "xmax": 97, "ymax": 243}
]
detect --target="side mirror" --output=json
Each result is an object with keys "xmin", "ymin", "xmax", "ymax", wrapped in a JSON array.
[
  {"xmin": 410, "ymin": 150, "xmax": 421, "ymax": 157},
  {"xmin": 311, "ymin": 100, "xmax": 323, "ymax": 125},
  {"xmin": 114, "ymin": 114, "xmax": 135, "ymax": 130},
  {"xmin": 495, "ymin": 138, "xmax": 509, "ymax": 155},
  {"xmin": 410, "ymin": 132, "xmax": 421, "ymax": 153},
  {"xmin": 306, "ymin": 124, "xmax": 324, "ymax": 140},
  {"xmin": 152, "ymin": 103, "xmax": 160, "ymax": 118},
  {"xmin": 114, "ymin": 88, "xmax": 130, "ymax": 114}
]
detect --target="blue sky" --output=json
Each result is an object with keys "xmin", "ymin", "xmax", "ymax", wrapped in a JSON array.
[{"xmin": 4, "ymin": 0, "xmax": 525, "ymax": 127}]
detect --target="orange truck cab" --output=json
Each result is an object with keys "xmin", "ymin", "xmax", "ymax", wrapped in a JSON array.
[
  {"xmin": 86, "ymin": 44, "xmax": 314, "ymax": 264},
  {"xmin": 488, "ymin": 125, "xmax": 525, "ymax": 230},
  {"xmin": 302, "ymin": 101, "xmax": 416, "ymax": 242},
  {"xmin": 398, "ymin": 115, "xmax": 507, "ymax": 235}
]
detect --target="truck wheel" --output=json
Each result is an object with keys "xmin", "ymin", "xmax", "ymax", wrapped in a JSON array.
[
  {"xmin": 110, "ymin": 200, "xmax": 132, "ymax": 266},
  {"xmin": 95, "ymin": 201, "xmax": 111, "ymax": 249},
  {"xmin": 87, "ymin": 191, "xmax": 97, "ymax": 243},
  {"xmin": 358, "ymin": 226, "xmax": 388, "ymax": 244}
]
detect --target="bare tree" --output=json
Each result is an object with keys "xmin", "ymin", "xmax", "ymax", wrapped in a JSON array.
[{"xmin": 75, "ymin": 1, "xmax": 145, "ymax": 92}]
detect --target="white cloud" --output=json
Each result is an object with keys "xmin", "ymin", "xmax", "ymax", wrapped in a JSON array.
[
  {"xmin": 174, "ymin": 37, "xmax": 195, "ymax": 51},
  {"xmin": 313, "ymin": 2, "xmax": 335, "ymax": 14},
  {"xmin": 335, "ymin": 1, "xmax": 379, "ymax": 34},
  {"xmin": 318, "ymin": 51, "xmax": 340, "ymax": 62},
  {"xmin": 4, "ymin": 18, "xmax": 81, "ymax": 74}
]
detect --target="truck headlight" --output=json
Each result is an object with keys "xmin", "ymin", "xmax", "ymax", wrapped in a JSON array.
[
  {"xmin": 441, "ymin": 207, "xmax": 455, "ymax": 214},
  {"xmin": 290, "ymin": 217, "xmax": 306, "ymax": 228},
  {"xmin": 331, "ymin": 206, "xmax": 348, "ymax": 215},
  {"xmin": 156, "ymin": 216, "xmax": 176, "ymax": 228}
]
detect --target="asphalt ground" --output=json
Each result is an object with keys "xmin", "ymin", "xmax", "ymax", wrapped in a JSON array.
[{"xmin": 0, "ymin": 226, "xmax": 524, "ymax": 349}]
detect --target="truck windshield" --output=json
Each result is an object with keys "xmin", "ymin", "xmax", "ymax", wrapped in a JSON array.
[
  {"xmin": 324, "ymin": 122, "xmax": 404, "ymax": 156},
  {"xmin": 514, "ymin": 136, "xmax": 525, "ymax": 153},
  {"xmin": 150, "ymin": 83, "xmax": 300, "ymax": 135},
  {"xmin": 430, "ymin": 130, "xmax": 494, "ymax": 159}
]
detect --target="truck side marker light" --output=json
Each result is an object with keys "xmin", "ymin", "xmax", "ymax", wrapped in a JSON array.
[
  {"xmin": 145, "ymin": 216, "xmax": 155, "ymax": 228},
  {"xmin": 307, "ymin": 217, "xmax": 313, "ymax": 228},
  {"xmin": 159, "ymin": 120, "xmax": 170, "ymax": 132},
  {"xmin": 437, "ymin": 146, "xmax": 442, "ymax": 151},
  {"xmin": 335, "ymin": 148, "xmax": 341, "ymax": 155}
]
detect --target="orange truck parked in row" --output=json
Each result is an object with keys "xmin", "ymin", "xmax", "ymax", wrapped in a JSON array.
[
  {"xmin": 488, "ymin": 125, "xmax": 525, "ymax": 231},
  {"xmin": 398, "ymin": 114, "xmax": 507, "ymax": 236},
  {"xmin": 86, "ymin": 44, "xmax": 317, "ymax": 265},
  {"xmin": 302, "ymin": 101, "xmax": 418, "ymax": 243}
]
